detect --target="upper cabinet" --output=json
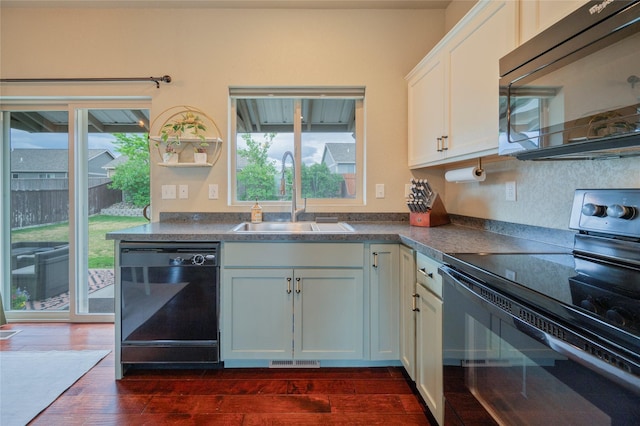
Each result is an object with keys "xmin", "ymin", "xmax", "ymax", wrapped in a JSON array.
[
  {"xmin": 407, "ymin": 0, "xmax": 518, "ymax": 168},
  {"xmin": 519, "ymin": 0, "xmax": 589, "ymax": 44}
]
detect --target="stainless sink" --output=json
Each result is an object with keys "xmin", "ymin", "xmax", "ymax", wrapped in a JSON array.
[{"xmin": 231, "ymin": 221, "xmax": 354, "ymax": 233}]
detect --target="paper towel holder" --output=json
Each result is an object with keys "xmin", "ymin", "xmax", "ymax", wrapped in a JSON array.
[{"xmin": 445, "ymin": 157, "xmax": 486, "ymax": 183}]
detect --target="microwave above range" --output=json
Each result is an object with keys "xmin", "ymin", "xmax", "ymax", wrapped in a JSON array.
[{"xmin": 499, "ymin": 0, "xmax": 640, "ymax": 160}]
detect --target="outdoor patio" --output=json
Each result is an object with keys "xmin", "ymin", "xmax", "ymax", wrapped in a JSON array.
[{"xmin": 22, "ymin": 269, "xmax": 114, "ymax": 312}]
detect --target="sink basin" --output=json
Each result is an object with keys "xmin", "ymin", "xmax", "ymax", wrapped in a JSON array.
[{"xmin": 231, "ymin": 221, "xmax": 354, "ymax": 233}]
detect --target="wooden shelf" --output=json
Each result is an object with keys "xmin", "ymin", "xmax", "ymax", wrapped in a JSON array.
[{"xmin": 157, "ymin": 162, "xmax": 213, "ymax": 167}]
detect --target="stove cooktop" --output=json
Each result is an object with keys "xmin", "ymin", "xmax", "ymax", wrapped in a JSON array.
[{"xmin": 444, "ymin": 252, "xmax": 640, "ymax": 357}]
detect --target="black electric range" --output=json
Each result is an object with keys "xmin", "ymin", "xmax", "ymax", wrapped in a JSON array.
[{"xmin": 443, "ymin": 189, "xmax": 640, "ymax": 390}]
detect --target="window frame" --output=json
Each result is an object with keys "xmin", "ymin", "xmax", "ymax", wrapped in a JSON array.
[{"xmin": 229, "ymin": 87, "xmax": 365, "ymax": 207}]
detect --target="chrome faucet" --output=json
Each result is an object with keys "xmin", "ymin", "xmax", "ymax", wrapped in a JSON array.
[{"xmin": 280, "ymin": 151, "xmax": 305, "ymax": 222}]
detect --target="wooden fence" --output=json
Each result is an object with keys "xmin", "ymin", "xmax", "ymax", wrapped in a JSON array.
[{"xmin": 11, "ymin": 181, "xmax": 122, "ymax": 229}]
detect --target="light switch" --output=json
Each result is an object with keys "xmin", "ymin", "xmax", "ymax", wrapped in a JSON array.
[
  {"xmin": 179, "ymin": 184, "xmax": 189, "ymax": 199},
  {"xmin": 208, "ymin": 184, "xmax": 219, "ymax": 200},
  {"xmin": 375, "ymin": 184, "xmax": 385, "ymax": 199},
  {"xmin": 161, "ymin": 184, "xmax": 176, "ymax": 199},
  {"xmin": 506, "ymin": 181, "xmax": 516, "ymax": 201}
]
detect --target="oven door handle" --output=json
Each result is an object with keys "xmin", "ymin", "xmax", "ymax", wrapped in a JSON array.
[{"xmin": 522, "ymin": 320, "xmax": 640, "ymax": 393}]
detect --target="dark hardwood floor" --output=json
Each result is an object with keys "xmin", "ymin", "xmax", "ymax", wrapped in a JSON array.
[{"xmin": 1, "ymin": 323, "xmax": 434, "ymax": 425}]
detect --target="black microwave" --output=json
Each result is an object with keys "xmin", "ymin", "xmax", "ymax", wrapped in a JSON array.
[{"xmin": 499, "ymin": 0, "xmax": 640, "ymax": 160}]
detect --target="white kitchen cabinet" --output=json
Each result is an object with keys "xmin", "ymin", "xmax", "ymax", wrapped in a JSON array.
[
  {"xmin": 222, "ymin": 243, "xmax": 364, "ymax": 362},
  {"xmin": 399, "ymin": 245, "xmax": 417, "ymax": 380},
  {"xmin": 407, "ymin": 52, "xmax": 447, "ymax": 167},
  {"xmin": 223, "ymin": 267, "xmax": 363, "ymax": 360},
  {"xmin": 369, "ymin": 244, "xmax": 400, "ymax": 360},
  {"xmin": 222, "ymin": 268, "xmax": 292, "ymax": 360},
  {"xmin": 519, "ymin": 0, "xmax": 589, "ymax": 44},
  {"xmin": 406, "ymin": 0, "xmax": 518, "ymax": 168},
  {"xmin": 415, "ymin": 253, "xmax": 444, "ymax": 425}
]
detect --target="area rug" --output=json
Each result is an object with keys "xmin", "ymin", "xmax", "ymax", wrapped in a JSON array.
[{"xmin": 0, "ymin": 349, "xmax": 110, "ymax": 426}]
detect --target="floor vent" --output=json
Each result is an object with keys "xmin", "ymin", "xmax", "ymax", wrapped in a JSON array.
[
  {"xmin": 269, "ymin": 360, "xmax": 320, "ymax": 368},
  {"xmin": 0, "ymin": 330, "xmax": 21, "ymax": 340}
]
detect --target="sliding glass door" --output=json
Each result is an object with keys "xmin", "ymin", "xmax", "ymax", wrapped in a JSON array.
[
  {"xmin": 1, "ymin": 102, "xmax": 150, "ymax": 321},
  {"xmin": 7, "ymin": 109, "xmax": 70, "ymax": 315}
]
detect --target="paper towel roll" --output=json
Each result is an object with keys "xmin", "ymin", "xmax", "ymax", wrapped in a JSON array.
[{"xmin": 445, "ymin": 166, "xmax": 486, "ymax": 183}]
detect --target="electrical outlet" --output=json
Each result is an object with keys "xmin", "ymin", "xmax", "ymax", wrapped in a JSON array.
[
  {"xmin": 375, "ymin": 183, "xmax": 385, "ymax": 199},
  {"xmin": 208, "ymin": 184, "xmax": 219, "ymax": 200},
  {"xmin": 161, "ymin": 184, "xmax": 176, "ymax": 199},
  {"xmin": 506, "ymin": 181, "xmax": 516, "ymax": 201},
  {"xmin": 179, "ymin": 184, "xmax": 189, "ymax": 199}
]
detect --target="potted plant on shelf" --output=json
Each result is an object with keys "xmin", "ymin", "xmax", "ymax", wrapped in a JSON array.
[
  {"xmin": 159, "ymin": 111, "xmax": 208, "ymax": 163},
  {"xmin": 193, "ymin": 140, "xmax": 209, "ymax": 164}
]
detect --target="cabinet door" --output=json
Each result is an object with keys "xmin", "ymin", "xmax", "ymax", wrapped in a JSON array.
[
  {"xmin": 222, "ymin": 268, "xmax": 292, "ymax": 360},
  {"xmin": 399, "ymin": 246, "xmax": 417, "ymax": 380},
  {"xmin": 407, "ymin": 53, "xmax": 447, "ymax": 168},
  {"xmin": 520, "ymin": 0, "xmax": 588, "ymax": 44},
  {"xmin": 446, "ymin": 0, "xmax": 517, "ymax": 160},
  {"xmin": 294, "ymin": 269, "xmax": 364, "ymax": 360},
  {"xmin": 369, "ymin": 244, "xmax": 400, "ymax": 360},
  {"xmin": 416, "ymin": 284, "xmax": 444, "ymax": 426}
]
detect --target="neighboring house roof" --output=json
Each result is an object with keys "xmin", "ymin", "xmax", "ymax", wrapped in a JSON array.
[
  {"xmin": 102, "ymin": 155, "xmax": 129, "ymax": 170},
  {"xmin": 321, "ymin": 143, "xmax": 355, "ymax": 165},
  {"xmin": 11, "ymin": 149, "xmax": 114, "ymax": 172}
]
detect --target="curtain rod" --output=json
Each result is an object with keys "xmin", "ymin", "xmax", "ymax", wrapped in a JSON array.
[{"xmin": 0, "ymin": 75, "xmax": 172, "ymax": 88}]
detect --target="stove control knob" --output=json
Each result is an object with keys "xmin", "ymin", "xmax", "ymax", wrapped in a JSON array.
[
  {"xmin": 582, "ymin": 203, "xmax": 606, "ymax": 217},
  {"xmin": 606, "ymin": 204, "xmax": 637, "ymax": 220}
]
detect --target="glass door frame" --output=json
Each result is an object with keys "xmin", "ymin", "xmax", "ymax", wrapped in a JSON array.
[{"xmin": 1, "ymin": 98, "xmax": 151, "ymax": 323}]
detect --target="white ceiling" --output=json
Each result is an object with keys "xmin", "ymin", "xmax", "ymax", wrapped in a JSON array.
[{"xmin": 2, "ymin": 0, "xmax": 452, "ymax": 9}]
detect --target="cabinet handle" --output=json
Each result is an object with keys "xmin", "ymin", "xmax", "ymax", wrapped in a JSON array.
[
  {"xmin": 286, "ymin": 277, "xmax": 292, "ymax": 294},
  {"xmin": 442, "ymin": 135, "xmax": 448, "ymax": 151},
  {"xmin": 295, "ymin": 277, "xmax": 301, "ymax": 293},
  {"xmin": 412, "ymin": 293, "xmax": 420, "ymax": 312},
  {"xmin": 372, "ymin": 252, "xmax": 378, "ymax": 268},
  {"xmin": 436, "ymin": 137, "xmax": 442, "ymax": 152},
  {"xmin": 418, "ymin": 268, "xmax": 433, "ymax": 278}
]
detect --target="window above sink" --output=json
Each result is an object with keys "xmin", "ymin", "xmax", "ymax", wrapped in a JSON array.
[{"xmin": 229, "ymin": 87, "xmax": 365, "ymax": 209}]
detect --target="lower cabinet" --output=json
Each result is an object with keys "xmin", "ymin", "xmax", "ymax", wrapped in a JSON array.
[
  {"xmin": 415, "ymin": 253, "xmax": 444, "ymax": 425},
  {"xmin": 223, "ymin": 267, "xmax": 364, "ymax": 360},
  {"xmin": 399, "ymin": 245, "xmax": 417, "ymax": 380},
  {"xmin": 222, "ymin": 242, "xmax": 365, "ymax": 362},
  {"xmin": 369, "ymin": 243, "xmax": 400, "ymax": 360}
]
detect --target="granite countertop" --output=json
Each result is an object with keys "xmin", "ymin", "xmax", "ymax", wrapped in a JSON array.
[{"xmin": 107, "ymin": 217, "xmax": 571, "ymax": 262}]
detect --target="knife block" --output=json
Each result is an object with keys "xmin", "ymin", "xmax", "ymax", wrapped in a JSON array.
[{"xmin": 409, "ymin": 194, "xmax": 450, "ymax": 227}]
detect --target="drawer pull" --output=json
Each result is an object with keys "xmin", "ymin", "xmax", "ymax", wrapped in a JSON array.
[
  {"xmin": 286, "ymin": 277, "xmax": 292, "ymax": 294},
  {"xmin": 412, "ymin": 293, "xmax": 420, "ymax": 312},
  {"xmin": 418, "ymin": 268, "xmax": 433, "ymax": 278},
  {"xmin": 295, "ymin": 277, "xmax": 301, "ymax": 294}
]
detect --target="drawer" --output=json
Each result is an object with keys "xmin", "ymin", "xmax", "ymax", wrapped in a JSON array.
[
  {"xmin": 416, "ymin": 252, "xmax": 442, "ymax": 299},
  {"xmin": 223, "ymin": 242, "xmax": 364, "ymax": 268}
]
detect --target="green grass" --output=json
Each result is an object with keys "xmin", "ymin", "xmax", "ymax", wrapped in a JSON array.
[{"xmin": 11, "ymin": 215, "xmax": 148, "ymax": 268}]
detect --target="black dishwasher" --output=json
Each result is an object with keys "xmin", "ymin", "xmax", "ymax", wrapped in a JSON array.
[{"xmin": 119, "ymin": 242, "xmax": 220, "ymax": 367}]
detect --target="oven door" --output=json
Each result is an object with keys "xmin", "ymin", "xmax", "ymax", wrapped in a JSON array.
[{"xmin": 440, "ymin": 266, "xmax": 640, "ymax": 425}]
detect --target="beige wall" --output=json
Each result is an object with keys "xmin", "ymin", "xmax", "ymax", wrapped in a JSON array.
[
  {"xmin": 1, "ymin": 5, "xmax": 445, "ymax": 219},
  {"xmin": 444, "ymin": 0, "xmax": 477, "ymax": 32},
  {"xmin": 2, "ymin": 3, "xmax": 638, "ymax": 230}
]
